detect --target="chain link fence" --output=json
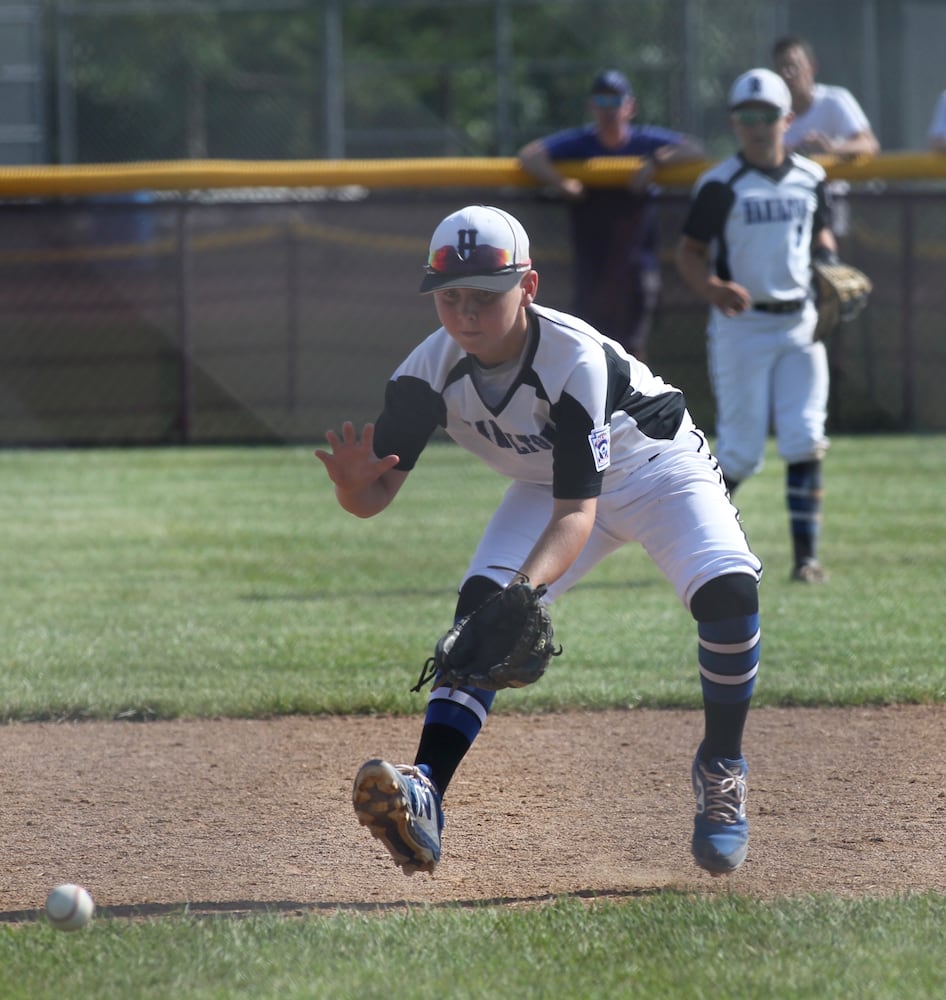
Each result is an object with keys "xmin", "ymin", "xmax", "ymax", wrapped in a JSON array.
[
  {"xmin": 3, "ymin": 0, "xmax": 946, "ymax": 444},
  {"xmin": 1, "ymin": 184, "xmax": 943, "ymax": 446}
]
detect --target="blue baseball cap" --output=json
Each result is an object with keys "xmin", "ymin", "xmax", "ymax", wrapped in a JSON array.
[{"xmin": 591, "ymin": 69, "xmax": 632, "ymax": 97}]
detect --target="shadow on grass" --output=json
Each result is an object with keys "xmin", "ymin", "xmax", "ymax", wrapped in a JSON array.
[
  {"xmin": 240, "ymin": 578, "xmax": 659, "ymax": 602},
  {"xmin": 1, "ymin": 885, "xmax": 689, "ymax": 924}
]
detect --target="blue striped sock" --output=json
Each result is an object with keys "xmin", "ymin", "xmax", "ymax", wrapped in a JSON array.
[
  {"xmin": 787, "ymin": 460, "xmax": 823, "ymax": 565},
  {"xmin": 423, "ymin": 684, "xmax": 496, "ymax": 744},
  {"xmin": 698, "ymin": 613, "xmax": 761, "ymax": 704},
  {"xmin": 415, "ymin": 685, "xmax": 497, "ymax": 794}
]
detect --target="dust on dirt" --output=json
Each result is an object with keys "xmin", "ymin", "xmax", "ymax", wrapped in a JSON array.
[{"xmin": 1, "ymin": 706, "xmax": 943, "ymax": 920}]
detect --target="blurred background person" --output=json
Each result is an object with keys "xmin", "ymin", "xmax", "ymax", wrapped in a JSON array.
[
  {"xmin": 518, "ymin": 69, "xmax": 704, "ymax": 362},
  {"xmin": 772, "ymin": 35, "xmax": 879, "ymax": 158},
  {"xmin": 928, "ymin": 90, "xmax": 946, "ymax": 152},
  {"xmin": 773, "ymin": 35, "xmax": 879, "ymax": 238}
]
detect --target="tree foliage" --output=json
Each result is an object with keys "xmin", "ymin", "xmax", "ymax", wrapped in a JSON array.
[{"xmin": 51, "ymin": 0, "xmax": 771, "ymax": 162}]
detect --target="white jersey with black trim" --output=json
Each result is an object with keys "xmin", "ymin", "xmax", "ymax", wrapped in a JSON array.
[
  {"xmin": 682, "ymin": 152, "xmax": 830, "ymax": 305},
  {"xmin": 372, "ymin": 304, "xmax": 694, "ymax": 500}
]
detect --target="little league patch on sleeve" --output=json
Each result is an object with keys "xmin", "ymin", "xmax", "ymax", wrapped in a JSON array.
[{"xmin": 588, "ymin": 425, "xmax": 611, "ymax": 472}]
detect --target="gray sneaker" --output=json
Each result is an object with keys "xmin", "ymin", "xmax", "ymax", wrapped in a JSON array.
[
  {"xmin": 353, "ymin": 759, "xmax": 443, "ymax": 875},
  {"xmin": 791, "ymin": 560, "xmax": 830, "ymax": 583}
]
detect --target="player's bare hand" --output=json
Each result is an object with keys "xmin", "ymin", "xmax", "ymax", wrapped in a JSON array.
[
  {"xmin": 628, "ymin": 157, "xmax": 656, "ymax": 192},
  {"xmin": 708, "ymin": 281, "xmax": 751, "ymax": 317},
  {"xmin": 797, "ymin": 131, "xmax": 834, "ymax": 154},
  {"xmin": 560, "ymin": 177, "xmax": 585, "ymax": 200},
  {"xmin": 314, "ymin": 421, "xmax": 400, "ymax": 493}
]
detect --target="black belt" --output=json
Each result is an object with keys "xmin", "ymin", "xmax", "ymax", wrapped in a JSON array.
[{"xmin": 753, "ymin": 300, "xmax": 805, "ymax": 314}]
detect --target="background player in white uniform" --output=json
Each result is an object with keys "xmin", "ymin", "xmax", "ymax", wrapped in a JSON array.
[
  {"xmin": 676, "ymin": 69, "xmax": 837, "ymax": 584},
  {"xmin": 316, "ymin": 205, "xmax": 762, "ymax": 877}
]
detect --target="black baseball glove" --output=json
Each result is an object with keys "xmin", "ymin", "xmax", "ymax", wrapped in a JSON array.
[
  {"xmin": 412, "ymin": 581, "xmax": 562, "ymax": 693},
  {"xmin": 812, "ymin": 248, "xmax": 873, "ymax": 340}
]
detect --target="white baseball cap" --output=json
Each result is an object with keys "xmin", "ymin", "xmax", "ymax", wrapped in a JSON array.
[
  {"xmin": 728, "ymin": 68, "xmax": 792, "ymax": 115},
  {"xmin": 420, "ymin": 205, "xmax": 532, "ymax": 294}
]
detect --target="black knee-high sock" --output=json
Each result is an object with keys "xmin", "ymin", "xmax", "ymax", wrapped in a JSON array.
[
  {"xmin": 701, "ymin": 699, "xmax": 751, "ymax": 762},
  {"xmin": 414, "ymin": 724, "xmax": 472, "ymax": 796}
]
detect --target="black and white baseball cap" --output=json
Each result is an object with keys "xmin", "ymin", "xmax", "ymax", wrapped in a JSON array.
[
  {"xmin": 728, "ymin": 68, "xmax": 791, "ymax": 115},
  {"xmin": 420, "ymin": 205, "xmax": 532, "ymax": 294}
]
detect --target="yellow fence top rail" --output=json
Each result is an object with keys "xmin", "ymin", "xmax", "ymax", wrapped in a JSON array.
[{"xmin": 1, "ymin": 152, "xmax": 946, "ymax": 198}]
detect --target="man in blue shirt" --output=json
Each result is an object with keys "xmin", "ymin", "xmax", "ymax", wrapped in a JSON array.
[{"xmin": 518, "ymin": 69, "xmax": 705, "ymax": 361}]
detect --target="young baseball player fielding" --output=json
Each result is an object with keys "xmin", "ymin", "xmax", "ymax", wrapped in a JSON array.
[
  {"xmin": 316, "ymin": 205, "xmax": 762, "ymax": 878},
  {"xmin": 676, "ymin": 68, "xmax": 838, "ymax": 583}
]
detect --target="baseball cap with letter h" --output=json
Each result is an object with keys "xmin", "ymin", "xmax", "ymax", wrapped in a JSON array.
[{"xmin": 420, "ymin": 205, "xmax": 532, "ymax": 294}]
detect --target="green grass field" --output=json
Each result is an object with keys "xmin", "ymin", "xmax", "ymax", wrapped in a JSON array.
[{"xmin": 1, "ymin": 436, "xmax": 943, "ymax": 998}]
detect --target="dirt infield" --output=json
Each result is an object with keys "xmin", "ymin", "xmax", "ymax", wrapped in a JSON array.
[{"xmin": 1, "ymin": 706, "xmax": 943, "ymax": 921}]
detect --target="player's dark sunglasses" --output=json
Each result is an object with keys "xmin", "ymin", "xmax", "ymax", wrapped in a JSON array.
[
  {"xmin": 732, "ymin": 108, "xmax": 783, "ymax": 126},
  {"xmin": 427, "ymin": 243, "xmax": 520, "ymax": 275},
  {"xmin": 591, "ymin": 93, "xmax": 624, "ymax": 109}
]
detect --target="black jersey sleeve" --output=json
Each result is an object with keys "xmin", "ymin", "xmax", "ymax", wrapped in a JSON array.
[
  {"xmin": 549, "ymin": 390, "xmax": 605, "ymax": 500},
  {"xmin": 372, "ymin": 375, "xmax": 446, "ymax": 471},
  {"xmin": 681, "ymin": 179, "xmax": 736, "ymax": 244},
  {"xmin": 813, "ymin": 179, "xmax": 832, "ymax": 234}
]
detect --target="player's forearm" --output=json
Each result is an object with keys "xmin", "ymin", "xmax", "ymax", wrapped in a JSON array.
[
  {"xmin": 660, "ymin": 138, "xmax": 706, "ymax": 164},
  {"xmin": 518, "ymin": 499, "xmax": 596, "ymax": 587},
  {"xmin": 676, "ymin": 239, "xmax": 751, "ymax": 315},
  {"xmin": 812, "ymin": 227, "xmax": 837, "ymax": 255},
  {"xmin": 834, "ymin": 131, "xmax": 879, "ymax": 156},
  {"xmin": 675, "ymin": 240, "xmax": 716, "ymax": 301},
  {"xmin": 518, "ymin": 142, "xmax": 575, "ymax": 193}
]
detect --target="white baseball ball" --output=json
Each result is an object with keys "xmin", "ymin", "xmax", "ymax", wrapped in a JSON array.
[{"xmin": 45, "ymin": 883, "xmax": 95, "ymax": 931}]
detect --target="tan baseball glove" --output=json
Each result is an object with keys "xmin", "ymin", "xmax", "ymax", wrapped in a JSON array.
[{"xmin": 812, "ymin": 248, "xmax": 873, "ymax": 340}]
